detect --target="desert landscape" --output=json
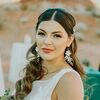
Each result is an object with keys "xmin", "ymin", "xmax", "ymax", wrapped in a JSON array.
[{"xmin": 0, "ymin": 0, "xmax": 100, "ymax": 89}]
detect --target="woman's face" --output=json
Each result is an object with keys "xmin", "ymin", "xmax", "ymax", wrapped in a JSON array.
[{"xmin": 35, "ymin": 21, "xmax": 74, "ymax": 61}]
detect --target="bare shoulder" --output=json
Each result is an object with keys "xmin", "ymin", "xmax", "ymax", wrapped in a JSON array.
[
  {"xmin": 61, "ymin": 70, "xmax": 82, "ymax": 83},
  {"xmin": 57, "ymin": 70, "xmax": 83, "ymax": 89},
  {"xmin": 55, "ymin": 70, "xmax": 84, "ymax": 100}
]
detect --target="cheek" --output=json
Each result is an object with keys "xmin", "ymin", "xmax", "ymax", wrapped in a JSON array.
[
  {"xmin": 36, "ymin": 38, "xmax": 43, "ymax": 47},
  {"xmin": 55, "ymin": 41, "xmax": 67, "ymax": 52},
  {"xmin": 56, "ymin": 39, "xmax": 67, "ymax": 47}
]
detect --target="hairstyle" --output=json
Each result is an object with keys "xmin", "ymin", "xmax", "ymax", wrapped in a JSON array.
[{"xmin": 14, "ymin": 8, "xmax": 85, "ymax": 99}]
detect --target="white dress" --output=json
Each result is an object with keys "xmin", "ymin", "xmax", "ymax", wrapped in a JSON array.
[{"xmin": 25, "ymin": 68, "xmax": 84, "ymax": 100}]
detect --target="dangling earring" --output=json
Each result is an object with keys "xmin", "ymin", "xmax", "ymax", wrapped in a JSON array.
[
  {"xmin": 35, "ymin": 46, "xmax": 40, "ymax": 58},
  {"xmin": 64, "ymin": 48, "xmax": 73, "ymax": 66}
]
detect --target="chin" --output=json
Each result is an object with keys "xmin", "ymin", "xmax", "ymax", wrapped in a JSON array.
[
  {"xmin": 40, "ymin": 55, "xmax": 55, "ymax": 61},
  {"xmin": 40, "ymin": 52, "xmax": 54, "ymax": 60},
  {"xmin": 42, "ymin": 57, "xmax": 54, "ymax": 61}
]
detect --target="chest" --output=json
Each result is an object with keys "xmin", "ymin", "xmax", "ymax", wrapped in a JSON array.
[{"xmin": 25, "ymin": 79, "xmax": 57, "ymax": 100}]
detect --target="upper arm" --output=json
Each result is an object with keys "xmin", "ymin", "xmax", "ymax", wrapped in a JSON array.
[{"xmin": 55, "ymin": 71, "xmax": 84, "ymax": 100}]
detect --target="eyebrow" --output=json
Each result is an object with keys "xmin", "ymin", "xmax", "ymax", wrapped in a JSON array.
[{"xmin": 38, "ymin": 28, "xmax": 62, "ymax": 34}]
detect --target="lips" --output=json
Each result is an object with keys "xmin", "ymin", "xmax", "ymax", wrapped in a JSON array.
[{"xmin": 42, "ymin": 48, "xmax": 54, "ymax": 53}]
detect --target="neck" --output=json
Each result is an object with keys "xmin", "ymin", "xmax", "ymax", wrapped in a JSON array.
[{"xmin": 42, "ymin": 57, "xmax": 70, "ymax": 73}]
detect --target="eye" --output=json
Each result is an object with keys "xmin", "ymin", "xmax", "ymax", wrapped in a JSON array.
[
  {"xmin": 37, "ymin": 32, "xmax": 45, "ymax": 36},
  {"xmin": 54, "ymin": 34, "xmax": 62, "ymax": 38}
]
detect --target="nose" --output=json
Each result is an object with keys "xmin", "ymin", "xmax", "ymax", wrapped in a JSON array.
[{"xmin": 44, "ymin": 36, "xmax": 52, "ymax": 45}]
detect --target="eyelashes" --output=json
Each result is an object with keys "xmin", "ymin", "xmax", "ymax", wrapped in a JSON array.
[
  {"xmin": 54, "ymin": 34, "xmax": 62, "ymax": 38},
  {"xmin": 37, "ymin": 32, "xmax": 62, "ymax": 38},
  {"xmin": 37, "ymin": 32, "xmax": 45, "ymax": 36}
]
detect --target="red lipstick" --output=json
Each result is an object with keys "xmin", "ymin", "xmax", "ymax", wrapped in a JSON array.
[{"xmin": 42, "ymin": 48, "xmax": 54, "ymax": 53}]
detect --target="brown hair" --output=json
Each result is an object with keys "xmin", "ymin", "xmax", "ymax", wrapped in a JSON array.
[{"xmin": 14, "ymin": 8, "xmax": 85, "ymax": 99}]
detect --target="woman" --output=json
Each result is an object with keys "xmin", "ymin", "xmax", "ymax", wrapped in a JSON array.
[{"xmin": 14, "ymin": 8, "xmax": 85, "ymax": 100}]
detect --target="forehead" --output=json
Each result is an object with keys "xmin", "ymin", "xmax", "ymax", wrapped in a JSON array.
[{"xmin": 37, "ymin": 21, "xmax": 67, "ymax": 33}]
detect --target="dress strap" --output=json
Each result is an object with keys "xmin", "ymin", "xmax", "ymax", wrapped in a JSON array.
[{"xmin": 46, "ymin": 68, "xmax": 79, "ymax": 99}]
